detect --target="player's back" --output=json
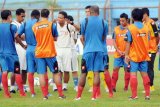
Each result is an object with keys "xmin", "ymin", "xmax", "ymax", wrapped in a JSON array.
[
  {"xmin": 23, "ymin": 19, "xmax": 38, "ymax": 46},
  {"xmin": 32, "ymin": 19, "xmax": 56, "ymax": 58},
  {"xmin": 82, "ymin": 16, "xmax": 104, "ymax": 54},
  {"xmin": 128, "ymin": 24, "xmax": 150, "ymax": 62},
  {"xmin": 0, "ymin": 23, "xmax": 17, "ymax": 55}
]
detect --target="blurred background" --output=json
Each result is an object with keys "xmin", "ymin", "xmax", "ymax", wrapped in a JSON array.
[{"xmin": 0, "ymin": 0, "xmax": 160, "ymax": 35}]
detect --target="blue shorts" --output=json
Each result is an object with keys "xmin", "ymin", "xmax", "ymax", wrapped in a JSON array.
[
  {"xmin": 130, "ymin": 61, "xmax": 148, "ymax": 72},
  {"xmin": 82, "ymin": 52, "xmax": 104, "ymax": 72},
  {"xmin": 0, "ymin": 54, "xmax": 19, "ymax": 72},
  {"xmin": 114, "ymin": 57, "xmax": 128, "ymax": 68},
  {"xmin": 26, "ymin": 45, "xmax": 37, "ymax": 73},
  {"xmin": 36, "ymin": 57, "xmax": 58, "ymax": 74}
]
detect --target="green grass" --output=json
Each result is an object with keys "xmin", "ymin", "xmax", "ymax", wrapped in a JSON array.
[{"xmin": 0, "ymin": 55, "xmax": 160, "ymax": 107}]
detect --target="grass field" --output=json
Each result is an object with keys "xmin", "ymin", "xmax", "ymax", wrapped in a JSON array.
[{"xmin": 0, "ymin": 55, "xmax": 160, "ymax": 107}]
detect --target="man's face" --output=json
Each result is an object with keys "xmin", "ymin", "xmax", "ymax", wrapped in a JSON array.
[
  {"xmin": 85, "ymin": 8, "xmax": 90, "ymax": 17},
  {"xmin": 120, "ymin": 18, "xmax": 128, "ymax": 27},
  {"xmin": 58, "ymin": 14, "xmax": 66, "ymax": 24},
  {"xmin": 17, "ymin": 12, "xmax": 25, "ymax": 23}
]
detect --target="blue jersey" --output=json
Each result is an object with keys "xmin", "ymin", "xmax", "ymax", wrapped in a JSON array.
[
  {"xmin": 81, "ymin": 16, "xmax": 107, "ymax": 54},
  {"xmin": 18, "ymin": 19, "xmax": 38, "ymax": 46},
  {"xmin": 0, "ymin": 23, "xmax": 17, "ymax": 54}
]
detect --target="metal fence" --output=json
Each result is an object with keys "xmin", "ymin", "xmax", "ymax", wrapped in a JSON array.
[{"xmin": 1, "ymin": 6, "xmax": 160, "ymax": 35}]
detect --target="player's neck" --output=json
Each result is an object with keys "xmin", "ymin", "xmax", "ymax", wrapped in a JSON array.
[
  {"xmin": 2, "ymin": 20, "xmax": 10, "ymax": 23},
  {"xmin": 41, "ymin": 18, "xmax": 48, "ymax": 21},
  {"xmin": 145, "ymin": 17, "xmax": 150, "ymax": 22},
  {"xmin": 59, "ymin": 22, "xmax": 65, "ymax": 27},
  {"xmin": 16, "ymin": 19, "xmax": 22, "ymax": 24}
]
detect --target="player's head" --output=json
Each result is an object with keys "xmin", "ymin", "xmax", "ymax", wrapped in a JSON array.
[
  {"xmin": 90, "ymin": 5, "xmax": 99, "ymax": 16},
  {"xmin": 131, "ymin": 8, "xmax": 143, "ymax": 22},
  {"xmin": 16, "ymin": 8, "xmax": 25, "ymax": 23},
  {"xmin": 1, "ymin": 10, "xmax": 12, "ymax": 22},
  {"xmin": 31, "ymin": 9, "xmax": 40, "ymax": 20},
  {"xmin": 66, "ymin": 15, "xmax": 74, "ymax": 25},
  {"xmin": 58, "ymin": 11, "xmax": 67, "ymax": 24},
  {"xmin": 120, "ymin": 13, "xmax": 128, "ymax": 27},
  {"xmin": 41, "ymin": 9, "xmax": 50, "ymax": 18},
  {"xmin": 142, "ymin": 8, "xmax": 149, "ymax": 21},
  {"xmin": 85, "ymin": 5, "xmax": 91, "ymax": 17}
]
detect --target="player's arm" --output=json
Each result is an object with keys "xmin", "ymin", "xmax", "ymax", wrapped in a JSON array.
[
  {"xmin": 52, "ymin": 23, "xmax": 58, "ymax": 41},
  {"xmin": 80, "ymin": 19, "xmax": 85, "ymax": 46},
  {"xmin": 13, "ymin": 24, "xmax": 27, "ymax": 49},
  {"xmin": 124, "ymin": 29, "xmax": 132, "ymax": 64}
]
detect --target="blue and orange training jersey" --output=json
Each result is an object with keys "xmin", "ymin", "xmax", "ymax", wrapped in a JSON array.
[
  {"xmin": 113, "ymin": 25, "xmax": 128, "ymax": 58},
  {"xmin": 143, "ymin": 19, "xmax": 158, "ymax": 53},
  {"xmin": 126, "ymin": 22, "xmax": 150, "ymax": 62},
  {"xmin": 32, "ymin": 19, "xmax": 58, "ymax": 58}
]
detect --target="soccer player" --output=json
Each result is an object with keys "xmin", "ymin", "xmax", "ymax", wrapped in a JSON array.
[
  {"xmin": 142, "ymin": 8, "xmax": 159, "ymax": 91},
  {"xmin": 15, "ymin": 10, "xmax": 40, "ymax": 97},
  {"xmin": 125, "ymin": 8, "xmax": 150, "ymax": 100},
  {"xmin": 0, "ymin": 10, "xmax": 26, "ymax": 98},
  {"xmin": 56, "ymin": 13, "xmax": 79, "ymax": 91},
  {"xmin": 111, "ymin": 13, "xmax": 130, "ymax": 92},
  {"xmin": 83, "ymin": 5, "xmax": 94, "ymax": 92},
  {"xmin": 75, "ymin": 5, "xmax": 108, "ymax": 100},
  {"xmin": 10, "ymin": 8, "xmax": 28, "ymax": 93},
  {"xmin": 32, "ymin": 9, "xmax": 65, "ymax": 99}
]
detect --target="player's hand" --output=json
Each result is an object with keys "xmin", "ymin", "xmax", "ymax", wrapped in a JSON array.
[
  {"xmin": 117, "ymin": 49, "xmax": 123, "ymax": 56},
  {"xmin": 125, "ymin": 55, "xmax": 130, "ymax": 65},
  {"xmin": 52, "ymin": 19, "xmax": 57, "ymax": 23},
  {"xmin": 23, "ymin": 45, "xmax": 27, "ymax": 50}
]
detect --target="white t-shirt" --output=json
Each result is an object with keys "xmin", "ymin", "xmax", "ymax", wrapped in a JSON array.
[
  {"xmin": 55, "ymin": 23, "xmax": 77, "ymax": 48},
  {"xmin": 12, "ymin": 20, "xmax": 27, "ymax": 70}
]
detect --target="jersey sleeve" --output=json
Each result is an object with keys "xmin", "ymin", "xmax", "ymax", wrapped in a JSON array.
[
  {"xmin": 52, "ymin": 23, "xmax": 58, "ymax": 37},
  {"xmin": 17, "ymin": 23, "xmax": 25, "ymax": 36},
  {"xmin": 11, "ymin": 24, "xmax": 18, "ymax": 37},
  {"xmin": 103, "ymin": 21, "xmax": 108, "ymax": 37},
  {"xmin": 125, "ymin": 29, "xmax": 132, "ymax": 42},
  {"xmin": 80, "ymin": 19, "xmax": 85, "ymax": 36},
  {"xmin": 70, "ymin": 25, "xmax": 78, "ymax": 40}
]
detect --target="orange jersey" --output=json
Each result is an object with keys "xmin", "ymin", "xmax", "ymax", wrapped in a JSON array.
[
  {"xmin": 32, "ymin": 19, "xmax": 57, "ymax": 58},
  {"xmin": 143, "ymin": 19, "xmax": 158, "ymax": 53},
  {"xmin": 114, "ymin": 26, "xmax": 128, "ymax": 58},
  {"xmin": 128, "ymin": 24, "xmax": 150, "ymax": 62}
]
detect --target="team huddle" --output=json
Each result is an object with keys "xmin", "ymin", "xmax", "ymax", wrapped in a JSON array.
[{"xmin": 0, "ymin": 5, "xmax": 159, "ymax": 101}]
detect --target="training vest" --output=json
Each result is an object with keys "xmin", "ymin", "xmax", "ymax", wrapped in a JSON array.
[
  {"xmin": 128, "ymin": 24, "xmax": 150, "ymax": 62},
  {"xmin": 114, "ymin": 26, "xmax": 128, "ymax": 58},
  {"xmin": 32, "ymin": 20, "xmax": 57, "ymax": 58}
]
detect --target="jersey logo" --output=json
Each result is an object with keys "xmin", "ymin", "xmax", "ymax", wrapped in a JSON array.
[
  {"xmin": 137, "ymin": 33, "xmax": 146, "ymax": 37},
  {"xmin": 36, "ymin": 24, "xmax": 49, "ymax": 29}
]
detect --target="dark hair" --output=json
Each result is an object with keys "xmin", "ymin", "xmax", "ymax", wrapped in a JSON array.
[
  {"xmin": 59, "ymin": 11, "xmax": 67, "ymax": 18},
  {"xmin": 132, "ymin": 8, "xmax": 143, "ymax": 22},
  {"xmin": 142, "ymin": 8, "xmax": 149, "ymax": 16},
  {"xmin": 41, "ymin": 9, "xmax": 50, "ymax": 18},
  {"xmin": 85, "ymin": 5, "xmax": 91, "ymax": 9},
  {"xmin": 1, "ymin": 10, "xmax": 11, "ymax": 20},
  {"xmin": 16, "ymin": 8, "xmax": 25, "ymax": 15},
  {"xmin": 90, "ymin": 5, "xmax": 99, "ymax": 15},
  {"xmin": 120, "ymin": 13, "xmax": 128, "ymax": 19},
  {"xmin": 67, "ymin": 15, "xmax": 74, "ymax": 21},
  {"xmin": 31, "ymin": 9, "xmax": 40, "ymax": 18}
]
